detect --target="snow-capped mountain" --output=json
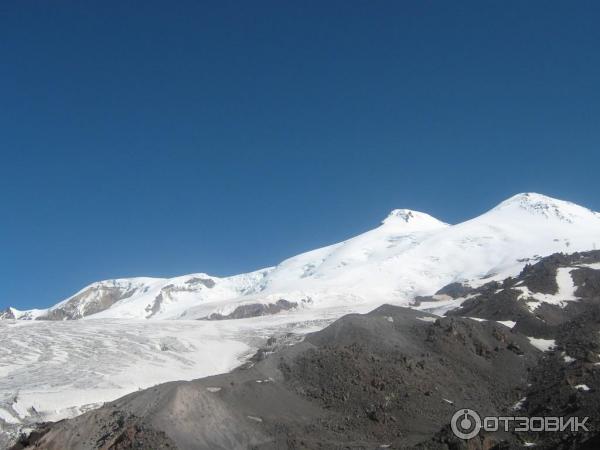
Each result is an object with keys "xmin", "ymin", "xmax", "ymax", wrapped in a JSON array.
[
  {"xmin": 3, "ymin": 193, "xmax": 600, "ymax": 322},
  {"xmin": 2, "ymin": 192, "xmax": 600, "ymax": 446}
]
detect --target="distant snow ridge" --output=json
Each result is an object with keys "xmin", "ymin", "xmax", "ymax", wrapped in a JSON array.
[{"xmin": 2, "ymin": 192, "xmax": 600, "ymax": 322}]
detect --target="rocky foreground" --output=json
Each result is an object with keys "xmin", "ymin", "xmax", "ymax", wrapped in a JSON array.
[{"xmin": 11, "ymin": 252, "xmax": 600, "ymax": 449}]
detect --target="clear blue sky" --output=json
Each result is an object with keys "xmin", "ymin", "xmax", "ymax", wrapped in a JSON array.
[{"xmin": 1, "ymin": 1, "xmax": 599, "ymax": 310}]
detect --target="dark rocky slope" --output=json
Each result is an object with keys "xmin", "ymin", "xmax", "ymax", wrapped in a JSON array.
[{"xmin": 10, "ymin": 306, "xmax": 541, "ymax": 450}]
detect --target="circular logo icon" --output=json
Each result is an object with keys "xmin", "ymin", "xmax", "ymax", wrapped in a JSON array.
[{"xmin": 451, "ymin": 408, "xmax": 482, "ymax": 440}]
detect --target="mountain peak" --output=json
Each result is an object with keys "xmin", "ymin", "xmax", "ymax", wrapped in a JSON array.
[
  {"xmin": 381, "ymin": 209, "xmax": 448, "ymax": 231},
  {"xmin": 499, "ymin": 192, "xmax": 560, "ymax": 206},
  {"xmin": 490, "ymin": 192, "xmax": 597, "ymax": 223}
]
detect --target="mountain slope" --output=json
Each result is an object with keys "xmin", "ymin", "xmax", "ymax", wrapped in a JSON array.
[
  {"xmin": 12, "ymin": 250, "xmax": 600, "ymax": 449},
  {"xmin": 3, "ymin": 193, "xmax": 600, "ymax": 321},
  {"xmin": 11, "ymin": 306, "xmax": 542, "ymax": 450}
]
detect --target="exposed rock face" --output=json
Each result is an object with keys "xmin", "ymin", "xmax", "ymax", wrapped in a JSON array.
[
  {"xmin": 0, "ymin": 308, "xmax": 16, "ymax": 320},
  {"xmin": 516, "ymin": 252, "xmax": 580, "ymax": 294},
  {"xmin": 201, "ymin": 299, "xmax": 298, "ymax": 321},
  {"xmin": 413, "ymin": 282, "xmax": 475, "ymax": 305},
  {"xmin": 522, "ymin": 302, "xmax": 600, "ymax": 449},
  {"xmin": 36, "ymin": 283, "xmax": 141, "ymax": 320},
  {"xmin": 145, "ymin": 279, "xmax": 217, "ymax": 318},
  {"xmin": 184, "ymin": 277, "xmax": 216, "ymax": 289},
  {"xmin": 572, "ymin": 267, "xmax": 600, "ymax": 298},
  {"xmin": 145, "ymin": 293, "xmax": 164, "ymax": 318},
  {"xmin": 435, "ymin": 282, "xmax": 475, "ymax": 299},
  {"xmin": 447, "ymin": 250, "xmax": 600, "ymax": 338}
]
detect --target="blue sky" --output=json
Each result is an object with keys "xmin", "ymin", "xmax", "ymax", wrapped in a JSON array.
[{"xmin": 1, "ymin": 1, "xmax": 599, "ymax": 310}]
